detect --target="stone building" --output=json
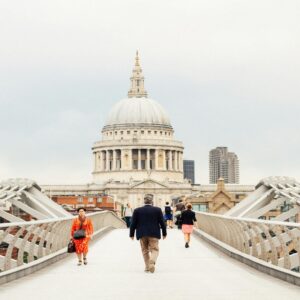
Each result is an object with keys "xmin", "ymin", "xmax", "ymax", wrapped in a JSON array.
[
  {"xmin": 92, "ymin": 54, "xmax": 184, "ymax": 184},
  {"xmin": 42, "ymin": 53, "xmax": 254, "ymax": 211},
  {"xmin": 186, "ymin": 178, "xmax": 248, "ymax": 214}
]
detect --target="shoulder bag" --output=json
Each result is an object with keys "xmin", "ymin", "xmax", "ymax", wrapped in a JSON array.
[{"xmin": 73, "ymin": 220, "xmax": 86, "ymax": 240}]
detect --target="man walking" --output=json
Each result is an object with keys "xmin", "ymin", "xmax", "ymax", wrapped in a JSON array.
[{"xmin": 130, "ymin": 195, "xmax": 167, "ymax": 273}]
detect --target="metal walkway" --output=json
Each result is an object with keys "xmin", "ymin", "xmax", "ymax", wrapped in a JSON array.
[{"xmin": 0, "ymin": 229, "xmax": 299, "ymax": 300}]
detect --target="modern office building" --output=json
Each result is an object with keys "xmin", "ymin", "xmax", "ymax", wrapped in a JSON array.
[
  {"xmin": 183, "ymin": 160, "xmax": 195, "ymax": 184},
  {"xmin": 209, "ymin": 147, "xmax": 240, "ymax": 184}
]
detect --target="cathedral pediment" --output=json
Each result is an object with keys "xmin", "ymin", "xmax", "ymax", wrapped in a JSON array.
[{"xmin": 130, "ymin": 179, "xmax": 169, "ymax": 189}]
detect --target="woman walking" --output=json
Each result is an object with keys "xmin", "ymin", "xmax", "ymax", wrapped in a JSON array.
[
  {"xmin": 181, "ymin": 203, "xmax": 197, "ymax": 248},
  {"xmin": 71, "ymin": 207, "xmax": 94, "ymax": 265},
  {"xmin": 123, "ymin": 203, "xmax": 133, "ymax": 228}
]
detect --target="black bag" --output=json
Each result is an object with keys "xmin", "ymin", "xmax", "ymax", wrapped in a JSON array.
[
  {"xmin": 73, "ymin": 221, "xmax": 86, "ymax": 240},
  {"xmin": 165, "ymin": 206, "xmax": 171, "ymax": 214},
  {"xmin": 67, "ymin": 240, "xmax": 76, "ymax": 253}
]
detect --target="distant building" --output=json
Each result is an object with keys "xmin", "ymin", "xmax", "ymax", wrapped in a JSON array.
[
  {"xmin": 183, "ymin": 160, "xmax": 195, "ymax": 184},
  {"xmin": 186, "ymin": 178, "xmax": 251, "ymax": 215},
  {"xmin": 209, "ymin": 147, "xmax": 240, "ymax": 184}
]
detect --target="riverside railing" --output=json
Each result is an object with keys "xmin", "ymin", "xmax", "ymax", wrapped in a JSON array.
[
  {"xmin": 0, "ymin": 211, "xmax": 126, "ymax": 272},
  {"xmin": 196, "ymin": 211, "xmax": 300, "ymax": 273}
]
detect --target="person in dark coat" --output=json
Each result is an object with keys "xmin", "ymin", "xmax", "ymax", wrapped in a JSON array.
[
  {"xmin": 130, "ymin": 195, "xmax": 167, "ymax": 273},
  {"xmin": 181, "ymin": 203, "xmax": 197, "ymax": 248},
  {"xmin": 174, "ymin": 199, "xmax": 185, "ymax": 229}
]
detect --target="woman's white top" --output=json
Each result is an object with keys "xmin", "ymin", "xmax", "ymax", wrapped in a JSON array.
[{"xmin": 124, "ymin": 207, "xmax": 133, "ymax": 217}]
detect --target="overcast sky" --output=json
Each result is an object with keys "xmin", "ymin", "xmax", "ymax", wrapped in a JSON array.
[{"xmin": 0, "ymin": 0, "xmax": 299, "ymax": 185}]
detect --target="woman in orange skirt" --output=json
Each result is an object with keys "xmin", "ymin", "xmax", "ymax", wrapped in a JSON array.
[
  {"xmin": 71, "ymin": 208, "xmax": 94, "ymax": 265},
  {"xmin": 181, "ymin": 203, "xmax": 197, "ymax": 248}
]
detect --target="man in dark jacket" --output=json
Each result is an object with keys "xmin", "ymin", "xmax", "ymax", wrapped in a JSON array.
[{"xmin": 130, "ymin": 194, "xmax": 167, "ymax": 273}]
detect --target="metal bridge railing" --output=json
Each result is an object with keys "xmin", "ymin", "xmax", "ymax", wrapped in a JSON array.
[
  {"xmin": 0, "ymin": 211, "xmax": 125, "ymax": 272},
  {"xmin": 196, "ymin": 211, "xmax": 300, "ymax": 272}
]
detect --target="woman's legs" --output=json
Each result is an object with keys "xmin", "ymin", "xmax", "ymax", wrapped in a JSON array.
[
  {"xmin": 77, "ymin": 253, "xmax": 83, "ymax": 265},
  {"xmin": 187, "ymin": 233, "xmax": 191, "ymax": 243},
  {"xmin": 83, "ymin": 252, "xmax": 88, "ymax": 264},
  {"xmin": 184, "ymin": 233, "xmax": 189, "ymax": 243},
  {"xmin": 183, "ymin": 233, "xmax": 191, "ymax": 248}
]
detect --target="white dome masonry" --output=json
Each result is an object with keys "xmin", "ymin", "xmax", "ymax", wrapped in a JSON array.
[
  {"xmin": 93, "ymin": 52, "xmax": 184, "ymax": 184},
  {"xmin": 105, "ymin": 97, "xmax": 171, "ymax": 127},
  {"xmin": 103, "ymin": 51, "xmax": 173, "ymax": 130}
]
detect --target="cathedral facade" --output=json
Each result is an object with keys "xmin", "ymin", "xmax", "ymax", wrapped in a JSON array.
[
  {"xmin": 92, "ymin": 52, "xmax": 184, "ymax": 184},
  {"xmin": 42, "ymin": 53, "xmax": 254, "ymax": 211}
]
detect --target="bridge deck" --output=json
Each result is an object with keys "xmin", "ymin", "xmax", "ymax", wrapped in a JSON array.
[{"xmin": 0, "ymin": 229, "xmax": 299, "ymax": 300}]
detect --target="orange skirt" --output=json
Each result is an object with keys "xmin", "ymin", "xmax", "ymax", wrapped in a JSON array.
[
  {"xmin": 74, "ymin": 238, "xmax": 90, "ymax": 254},
  {"xmin": 182, "ymin": 224, "xmax": 194, "ymax": 234}
]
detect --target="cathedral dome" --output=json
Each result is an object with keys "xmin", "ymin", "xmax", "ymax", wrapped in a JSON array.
[
  {"xmin": 103, "ymin": 51, "xmax": 172, "ymax": 130},
  {"xmin": 105, "ymin": 97, "xmax": 172, "ymax": 128}
]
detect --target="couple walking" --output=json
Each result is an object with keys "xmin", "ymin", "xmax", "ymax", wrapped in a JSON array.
[{"xmin": 130, "ymin": 195, "xmax": 197, "ymax": 272}]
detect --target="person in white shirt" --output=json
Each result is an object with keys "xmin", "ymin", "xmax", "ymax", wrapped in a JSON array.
[{"xmin": 123, "ymin": 203, "xmax": 133, "ymax": 228}]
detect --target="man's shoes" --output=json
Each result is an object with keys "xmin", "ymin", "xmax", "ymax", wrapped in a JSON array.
[
  {"xmin": 149, "ymin": 261, "xmax": 155, "ymax": 273},
  {"xmin": 185, "ymin": 242, "xmax": 189, "ymax": 248}
]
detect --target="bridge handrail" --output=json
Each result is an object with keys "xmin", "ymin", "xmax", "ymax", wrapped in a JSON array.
[
  {"xmin": 196, "ymin": 211, "xmax": 300, "ymax": 228},
  {"xmin": 195, "ymin": 211, "xmax": 300, "ymax": 272},
  {"xmin": 0, "ymin": 211, "xmax": 125, "ymax": 273},
  {"xmin": 0, "ymin": 210, "xmax": 110, "ymax": 228}
]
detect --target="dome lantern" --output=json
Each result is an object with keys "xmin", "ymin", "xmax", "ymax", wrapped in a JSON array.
[{"xmin": 127, "ymin": 51, "xmax": 148, "ymax": 98}]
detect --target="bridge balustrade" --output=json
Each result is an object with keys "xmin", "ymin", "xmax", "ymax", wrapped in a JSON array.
[
  {"xmin": 0, "ymin": 211, "xmax": 125, "ymax": 272},
  {"xmin": 196, "ymin": 212, "xmax": 300, "ymax": 272}
]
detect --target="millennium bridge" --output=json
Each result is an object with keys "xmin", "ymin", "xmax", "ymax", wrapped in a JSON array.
[{"xmin": 0, "ymin": 177, "xmax": 300, "ymax": 299}]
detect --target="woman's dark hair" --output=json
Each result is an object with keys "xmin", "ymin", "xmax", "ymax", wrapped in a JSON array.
[
  {"xmin": 166, "ymin": 202, "xmax": 169, "ymax": 205},
  {"xmin": 77, "ymin": 207, "xmax": 86, "ymax": 212},
  {"xmin": 186, "ymin": 204, "xmax": 192, "ymax": 210}
]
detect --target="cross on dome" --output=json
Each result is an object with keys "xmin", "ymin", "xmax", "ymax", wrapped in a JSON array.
[{"xmin": 128, "ymin": 51, "xmax": 148, "ymax": 98}]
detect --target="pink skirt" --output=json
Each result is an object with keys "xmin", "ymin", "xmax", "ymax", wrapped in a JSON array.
[{"xmin": 182, "ymin": 224, "xmax": 194, "ymax": 234}]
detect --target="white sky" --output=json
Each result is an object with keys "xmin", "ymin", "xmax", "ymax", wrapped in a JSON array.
[{"xmin": 0, "ymin": 0, "xmax": 299, "ymax": 184}]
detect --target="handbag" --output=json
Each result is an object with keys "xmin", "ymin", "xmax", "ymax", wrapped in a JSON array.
[
  {"xmin": 73, "ymin": 220, "xmax": 86, "ymax": 240},
  {"xmin": 67, "ymin": 239, "xmax": 76, "ymax": 253}
]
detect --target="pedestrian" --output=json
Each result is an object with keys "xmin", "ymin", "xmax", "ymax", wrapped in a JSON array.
[
  {"xmin": 130, "ymin": 195, "xmax": 167, "ymax": 273},
  {"xmin": 70, "ymin": 207, "xmax": 94, "ymax": 266},
  {"xmin": 164, "ymin": 202, "xmax": 173, "ymax": 228},
  {"xmin": 174, "ymin": 199, "xmax": 186, "ymax": 229},
  {"xmin": 123, "ymin": 203, "xmax": 133, "ymax": 228},
  {"xmin": 181, "ymin": 203, "xmax": 197, "ymax": 248}
]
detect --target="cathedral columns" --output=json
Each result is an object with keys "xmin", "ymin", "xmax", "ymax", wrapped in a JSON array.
[
  {"xmin": 168, "ymin": 150, "xmax": 173, "ymax": 171},
  {"xmin": 98, "ymin": 152, "xmax": 102, "ymax": 171},
  {"xmin": 138, "ymin": 149, "xmax": 141, "ymax": 170},
  {"xmin": 175, "ymin": 151, "xmax": 178, "ymax": 171},
  {"xmin": 113, "ymin": 150, "xmax": 117, "ymax": 171},
  {"xmin": 106, "ymin": 150, "xmax": 110, "ymax": 171},
  {"xmin": 155, "ymin": 149, "xmax": 159, "ymax": 170},
  {"xmin": 94, "ymin": 152, "xmax": 97, "ymax": 171},
  {"xmin": 146, "ymin": 149, "xmax": 150, "ymax": 170}
]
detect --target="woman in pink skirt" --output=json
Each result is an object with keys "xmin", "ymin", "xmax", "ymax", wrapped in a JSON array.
[{"xmin": 181, "ymin": 203, "xmax": 197, "ymax": 248}]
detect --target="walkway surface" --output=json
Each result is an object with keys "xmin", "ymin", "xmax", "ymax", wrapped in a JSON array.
[{"xmin": 1, "ymin": 229, "xmax": 300, "ymax": 300}]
